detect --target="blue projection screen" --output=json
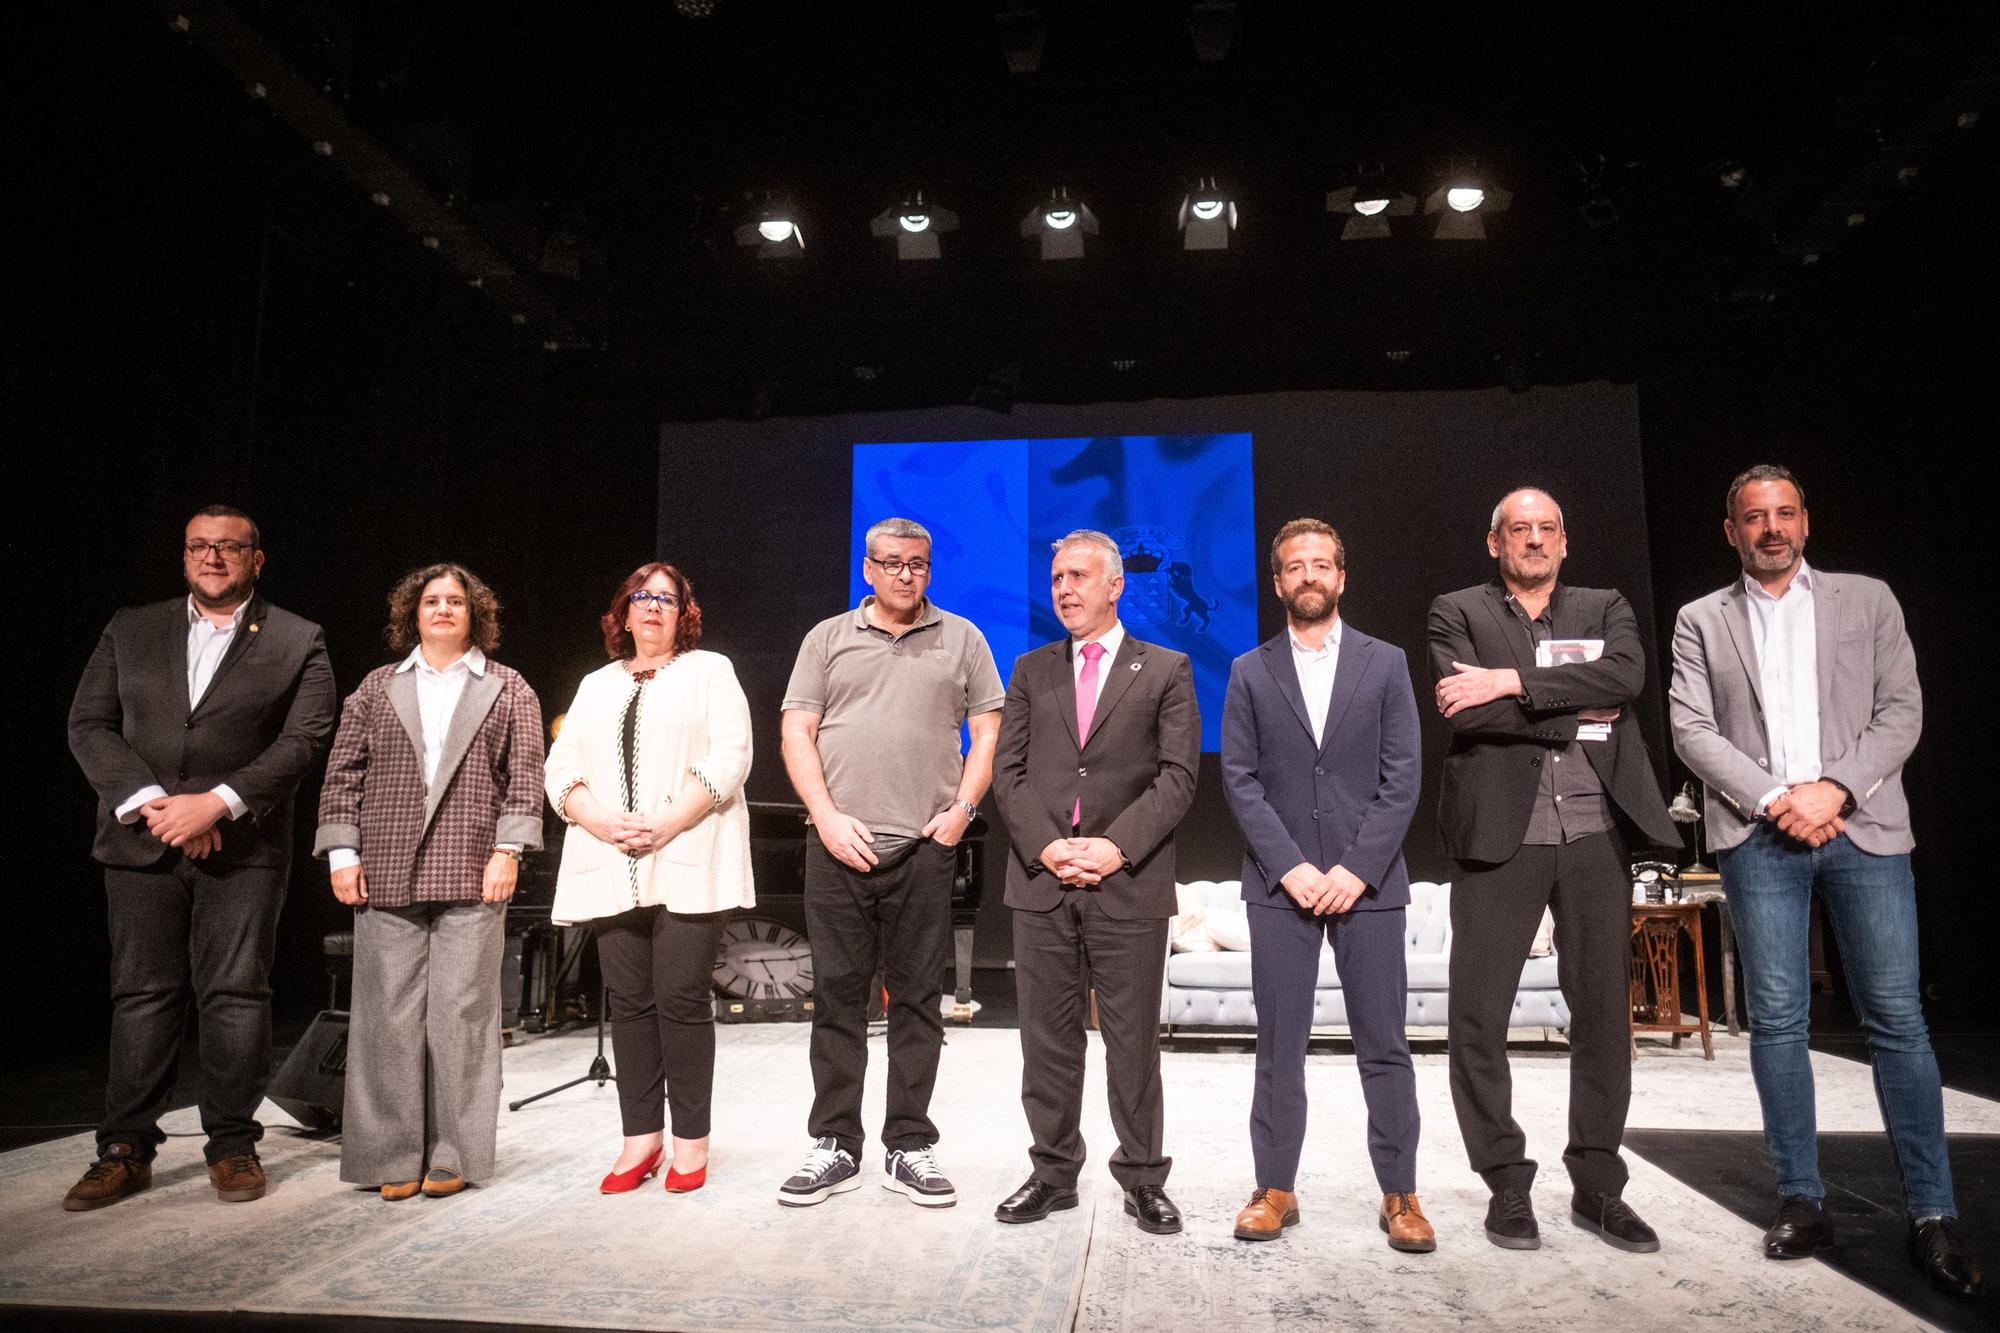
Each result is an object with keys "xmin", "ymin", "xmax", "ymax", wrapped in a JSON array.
[{"xmin": 851, "ymin": 434, "xmax": 1255, "ymax": 750}]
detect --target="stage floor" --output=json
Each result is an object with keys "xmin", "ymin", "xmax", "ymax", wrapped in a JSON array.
[{"xmin": 1, "ymin": 1024, "xmax": 1994, "ymax": 1332}]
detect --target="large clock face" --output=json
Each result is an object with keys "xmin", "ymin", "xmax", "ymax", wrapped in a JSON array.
[{"xmin": 713, "ymin": 916, "xmax": 814, "ymax": 1001}]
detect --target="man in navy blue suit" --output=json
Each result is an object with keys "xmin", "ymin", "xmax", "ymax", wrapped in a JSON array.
[{"xmin": 1220, "ymin": 519, "xmax": 1429, "ymax": 1252}]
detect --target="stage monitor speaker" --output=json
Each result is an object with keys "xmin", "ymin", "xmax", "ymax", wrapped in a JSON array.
[{"xmin": 269, "ymin": 1009, "xmax": 349, "ymax": 1131}]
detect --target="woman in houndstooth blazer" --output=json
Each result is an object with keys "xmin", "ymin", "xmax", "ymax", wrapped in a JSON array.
[
  {"xmin": 545, "ymin": 561, "xmax": 753, "ymax": 1195},
  {"xmin": 314, "ymin": 563, "xmax": 545, "ymax": 1199}
]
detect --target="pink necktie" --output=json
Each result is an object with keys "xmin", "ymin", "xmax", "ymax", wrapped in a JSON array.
[{"xmin": 1072, "ymin": 640, "xmax": 1105, "ymax": 828}]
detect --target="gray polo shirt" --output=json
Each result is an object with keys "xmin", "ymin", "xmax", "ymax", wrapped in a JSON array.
[{"xmin": 783, "ymin": 597, "xmax": 1006, "ymax": 839}]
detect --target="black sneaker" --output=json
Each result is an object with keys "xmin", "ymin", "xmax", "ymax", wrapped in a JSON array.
[
  {"xmin": 777, "ymin": 1136, "xmax": 861, "ymax": 1207},
  {"xmin": 1485, "ymin": 1188, "xmax": 1541, "ymax": 1250},
  {"xmin": 1571, "ymin": 1190, "xmax": 1661, "ymax": 1253},
  {"xmin": 883, "ymin": 1148, "xmax": 957, "ymax": 1207}
]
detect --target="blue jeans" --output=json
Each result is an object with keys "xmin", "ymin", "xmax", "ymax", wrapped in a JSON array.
[{"xmin": 1718, "ymin": 825, "xmax": 1955, "ymax": 1218}]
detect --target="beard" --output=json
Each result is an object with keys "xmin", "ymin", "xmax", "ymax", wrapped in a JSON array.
[
  {"xmin": 1742, "ymin": 537, "xmax": 1803, "ymax": 575},
  {"xmin": 1282, "ymin": 582, "xmax": 1337, "ymax": 625},
  {"xmin": 186, "ymin": 568, "xmax": 255, "ymax": 610}
]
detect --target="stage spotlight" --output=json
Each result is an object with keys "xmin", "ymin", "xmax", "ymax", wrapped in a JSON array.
[
  {"xmin": 996, "ymin": 6, "xmax": 1046, "ymax": 74},
  {"xmin": 1327, "ymin": 170, "xmax": 1414, "ymax": 240},
  {"xmin": 1178, "ymin": 178, "xmax": 1237, "ymax": 250},
  {"xmin": 1187, "ymin": 2, "xmax": 1239, "ymax": 62},
  {"xmin": 1021, "ymin": 189, "xmax": 1098, "ymax": 260},
  {"xmin": 734, "ymin": 196, "xmax": 804, "ymax": 258},
  {"xmin": 1424, "ymin": 172, "xmax": 1511, "ymax": 240},
  {"xmin": 871, "ymin": 192, "xmax": 960, "ymax": 260}
]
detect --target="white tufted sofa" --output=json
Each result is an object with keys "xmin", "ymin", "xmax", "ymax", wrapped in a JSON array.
[{"xmin": 1160, "ymin": 880, "xmax": 1570, "ymax": 1033}]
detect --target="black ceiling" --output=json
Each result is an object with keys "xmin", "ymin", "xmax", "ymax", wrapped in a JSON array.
[{"xmin": 50, "ymin": 1, "xmax": 2000, "ymax": 414}]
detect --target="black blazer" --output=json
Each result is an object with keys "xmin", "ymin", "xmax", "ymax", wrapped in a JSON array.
[
  {"xmin": 69, "ymin": 594, "xmax": 337, "ymax": 868},
  {"xmin": 992, "ymin": 632, "xmax": 1201, "ymax": 920},
  {"xmin": 1427, "ymin": 581, "xmax": 1676, "ymax": 865}
]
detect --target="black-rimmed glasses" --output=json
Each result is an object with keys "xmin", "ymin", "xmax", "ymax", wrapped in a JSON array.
[
  {"xmin": 184, "ymin": 540, "xmax": 256, "ymax": 559},
  {"xmin": 629, "ymin": 590, "xmax": 681, "ymax": 610},
  {"xmin": 867, "ymin": 557, "xmax": 932, "ymax": 578}
]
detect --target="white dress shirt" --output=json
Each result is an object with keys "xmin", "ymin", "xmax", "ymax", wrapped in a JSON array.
[
  {"xmin": 114, "ymin": 597, "xmax": 250, "ymax": 825},
  {"xmin": 1288, "ymin": 618, "xmax": 1343, "ymax": 746},
  {"xmin": 1070, "ymin": 620, "xmax": 1128, "ymax": 711},
  {"xmin": 328, "ymin": 646, "xmax": 515, "ymax": 872},
  {"xmin": 1744, "ymin": 561, "xmax": 1821, "ymax": 812}
]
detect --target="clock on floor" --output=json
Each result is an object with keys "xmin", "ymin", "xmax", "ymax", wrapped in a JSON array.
[{"xmin": 713, "ymin": 915, "xmax": 814, "ymax": 1004}]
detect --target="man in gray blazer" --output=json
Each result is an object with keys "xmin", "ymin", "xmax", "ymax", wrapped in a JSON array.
[
  {"xmin": 992, "ymin": 529, "xmax": 1200, "ymax": 1235},
  {"xmin": 1429, "ymin": 487, "xmax": 1677, "ymax": 1254},
  {"xmin": 1669, "ymin": 464, "xmax": 1981, "ymax": 1297},
  {"xmin": 1221, "ymin": 519, "xmax": 1429, "ymax": 1251},
  {"xmin": 65, "ymin": 505, "xmax": 336, "ymax": 1210}
]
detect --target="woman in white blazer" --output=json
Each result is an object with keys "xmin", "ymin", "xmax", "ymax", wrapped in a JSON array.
[{"xmin": 545, "ymin": 561, "xmax": 753, "ymax": 1195}]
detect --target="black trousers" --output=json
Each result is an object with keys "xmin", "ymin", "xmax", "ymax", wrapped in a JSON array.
[
  {"xmin": 596, "ymin": 905, "xmax": 727, "ymax": 1138},
  {"xmin": 1446, "ymin": 831, "xmax": 1632, "ymax": 1196},
  {"xmin": 1013, "ymin": 891, "xmax": 1172, "ymax": 1190},
  {"xmin": 803, "ymin": 837, "xmax": 953, "ymax": 1159},
  {"xmin": 100, "ymin": 856, "xmax": 287, "ymax": 1164}
]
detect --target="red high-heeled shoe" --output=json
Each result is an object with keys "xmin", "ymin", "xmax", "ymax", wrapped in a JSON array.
[
  {"xmin": 600, "ymin": 1147, "xmax": 665, "ymax": 1194},
  {"xmin": 664, "ymin": 1162, "xmax": 707, "ymax": 1193}
]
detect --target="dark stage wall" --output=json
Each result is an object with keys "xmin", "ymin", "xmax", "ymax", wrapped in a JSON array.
[{"xmin": 660, "ymin": 387, "xmax": 1660, "ymax": 959}]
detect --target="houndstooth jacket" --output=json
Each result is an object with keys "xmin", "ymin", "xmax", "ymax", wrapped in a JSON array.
[{"xmin": 313, "ymin": 658, "xmax": 545, "ymax": 908}]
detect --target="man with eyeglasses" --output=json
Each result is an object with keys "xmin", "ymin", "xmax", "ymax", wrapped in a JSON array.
[
  {"xmin": 776, "ymin": 517, "xmax": 1005, "ymax": 1209},
  {"xmin": 64, "ymin": 505, "xmax": 335, "ymax": 1211}
]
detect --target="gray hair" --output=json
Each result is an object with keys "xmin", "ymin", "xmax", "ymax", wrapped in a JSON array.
[
  {"xmin": 1489, "ymin": 488, "xmax": 1565, "ymax": 534},
  {"xmin": 864, "ymin": 516, "xmax": 932, "ymax": 556},
  {"xmin": 1725, "ymin": 464, "xmax": 1804, "ymax": 518},
  {"xmin": 1051, "ymin": 528, "xmax": 1123, "ymax": 580}
]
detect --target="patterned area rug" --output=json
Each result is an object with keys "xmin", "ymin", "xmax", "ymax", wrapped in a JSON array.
[{"xmin": 1, "ymin": 1024, "xmax": 1992, "ymax": 1331}]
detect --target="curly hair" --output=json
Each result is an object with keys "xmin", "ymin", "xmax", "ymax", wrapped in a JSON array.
[
  {"xmin": 385, "ymin": 562, "xmax": 502, "ymax": 655},
  {"xmin": 601, "ymin": 562, "xmax": 703, "ymax": 660}
]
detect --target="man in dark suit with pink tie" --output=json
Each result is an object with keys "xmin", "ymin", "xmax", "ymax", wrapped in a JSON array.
[
  {"xmin": 992, "ymin": 529, "xmax": 1200, "ymax": 1235},
  {"xmin": 1221, "ymin": 519, "xmax": 1430, "ymax": 1251}
]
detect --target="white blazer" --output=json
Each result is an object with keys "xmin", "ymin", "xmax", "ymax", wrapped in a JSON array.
[{"xmin": 544, "ymin": 651, "xmax": 755, "ymax": 923}]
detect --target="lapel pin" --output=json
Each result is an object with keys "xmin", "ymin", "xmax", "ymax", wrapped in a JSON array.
[
  {"xmin": 248, "ymin": 623, "xmax": 260, "ymax": 633},
  {"xmin": 1129, "ymin": 661, "xmax": 1141, "ymax": 671}
]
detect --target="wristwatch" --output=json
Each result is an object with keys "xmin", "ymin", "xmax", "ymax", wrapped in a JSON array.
[{"xmin": 952, "ymin": 799, "xmax": 978, "ymax": 820}]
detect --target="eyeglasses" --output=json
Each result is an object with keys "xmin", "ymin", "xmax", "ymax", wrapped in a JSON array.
[
  {"xmin": 184, "ymin": 540, "xmax": 255, "ymax": 560},
  {"xmin": 628, "ymin": 590, "xmax": 681, "ymax": 610},
  {"xmin": 867, "ymin": 557, "xmax": 932, "ymax": 578}
]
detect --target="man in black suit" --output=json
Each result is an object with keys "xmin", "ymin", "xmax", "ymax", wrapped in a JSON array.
[
  {"xmin": 65, "ymin": 505, "xmax": 336, "ymax": 1209},
  {"xmin": 1428, "ymin": 487, "xmax": 1677, "ymax": 1253},
  {"xmin": 992, "ymin": 529, "xmax": 1200, "ymax": 1235}
]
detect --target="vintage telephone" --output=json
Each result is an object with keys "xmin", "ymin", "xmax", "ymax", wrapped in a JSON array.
[{"xmin": 1630, "ymin": 860, "xmax": 1678, "ymax": 903}]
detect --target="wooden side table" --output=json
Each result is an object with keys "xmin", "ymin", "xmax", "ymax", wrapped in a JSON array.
[{"xmin": 1629, "ymin": 900, "xmax": 1714, "ymax": 1060}]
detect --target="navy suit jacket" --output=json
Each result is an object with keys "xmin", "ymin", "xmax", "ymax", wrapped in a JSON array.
[{"xmin": 1221, "ymin": 624, "xmax": 1422, "ymax": 912}]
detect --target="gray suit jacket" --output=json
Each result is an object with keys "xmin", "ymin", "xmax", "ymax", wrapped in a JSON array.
[
  {"xmin": 993, "ymin": 632, "xmax": 1201, "ymax": 920},
  {"xmin": 1669, "ymin": 570, "xmax": 1921, "ymax": 855},
  {"xmin": 68, "ymin": 594, "xmax": 337, "ymax": 868}
]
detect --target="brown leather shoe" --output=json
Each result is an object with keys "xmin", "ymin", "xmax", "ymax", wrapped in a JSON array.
[
  {"xmin": 379, "ymin": 1179, "xmax": 423, "ymax": 1201},
  {"xmin": 1233, "ymin": 1187, "xmax": 1300, "ymax": 1241},
  {"xmin": 208, "ymin": 1153, "xmax": 266, "ymax": 1203},
  {"xmin": 62, "ymin": 1144, "xmax": 153, "ymax": 1212},
  {"xmin": 420, "ymin": 1169, "xmax": 466, "ymax": 1197},
  {"xmin": 1380, "ymin": 1191, "xmax": 1437, "ymax": 1253}
]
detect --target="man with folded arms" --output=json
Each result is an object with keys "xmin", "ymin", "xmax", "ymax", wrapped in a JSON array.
[
  {"xmin": 1221, "ymin": 519, "xmax": 1429, "ymax": 1251},
  {"xmin": 1669, "ymin": 464, "xmax": 1981, "ymax": 1297},
  {"xmin": 1429, "ymin": 487, "xmax": 1677, "ymax": 1253}
]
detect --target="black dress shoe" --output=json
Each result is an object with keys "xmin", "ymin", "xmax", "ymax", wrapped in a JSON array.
[
  {"xmin": 1123, "ymin": 1184, "xmax": 1183, "ymax": 1235},
  {"xmin": 994, "ymin": 1178, "xmax": 1078, "ymax": 1224},
  {"xmin": 1907, "ymin": 1216, "xmax": 1985, "ymax": 1297},
  {"xmin": 1571, "ymin": 1191, "xmax": 1660, "ymax": 1254},
  {"xmin": 1484, "ymin": 1188, "xmax": 1540, "ymax": 1250},
  {"xmin": 1763, "ymin": 1194, "xmax": 1833, "ymax": 1260}
]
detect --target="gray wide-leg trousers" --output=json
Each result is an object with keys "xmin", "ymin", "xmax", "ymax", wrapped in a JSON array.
[{"xmin": 340, "ymin": 901, "xmax": 506, "ymax": 1186}]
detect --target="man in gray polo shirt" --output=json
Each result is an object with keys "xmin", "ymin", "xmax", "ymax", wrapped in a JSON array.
[{"xmin": 776, "ymin": 516, "xmax": 1005, "ymax": 1209}]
